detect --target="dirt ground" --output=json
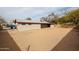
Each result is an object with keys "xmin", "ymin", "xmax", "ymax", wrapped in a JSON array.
[{"xmin": 0, "ymin": 27, "xmax": 79, "ymax": 51}]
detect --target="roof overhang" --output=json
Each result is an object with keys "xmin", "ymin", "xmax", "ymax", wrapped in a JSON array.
[{"xmin": 16, "ymin": 22, "xmax": 50, "ymax": 25}]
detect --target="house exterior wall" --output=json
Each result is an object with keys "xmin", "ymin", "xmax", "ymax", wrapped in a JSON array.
[{"xmin": 17, "ymin": 24, "xmax": 41, "ymax": 31}]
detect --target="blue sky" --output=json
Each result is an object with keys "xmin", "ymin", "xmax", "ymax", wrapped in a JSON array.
[{"xmin": 0, "ymin": 7, "xmax": 78, "ymax": 21}]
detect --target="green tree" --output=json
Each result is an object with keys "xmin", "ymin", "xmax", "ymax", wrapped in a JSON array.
[
  {"xmin": 25, "ymin": 17, "xmax": 32, "ymax": 21},
  {"xmin": 65, "ymin": 9, "xmax": 79, "ymax": 24},
  {"xmin": 50, "ymin": 8, "xmax": 79, "ymax": 25}
]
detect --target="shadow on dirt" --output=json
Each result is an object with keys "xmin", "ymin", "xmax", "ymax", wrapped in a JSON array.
[
  {"xmin": 51, "ymin": 26, "xmax": 79, "ymax": 51},
  {"xmin": 0, "ymin": 30, "xmax": 21, "ymax": 51}
]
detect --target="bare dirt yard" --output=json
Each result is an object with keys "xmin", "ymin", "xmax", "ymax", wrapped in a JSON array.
[{"xmin": 0, "ymin": 27, "xmax": 79, "ymax": 51}]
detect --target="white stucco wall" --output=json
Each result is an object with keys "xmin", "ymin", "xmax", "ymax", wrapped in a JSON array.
[{"xmin": 17, "ymin": 24, "xmax": 41, "ymax": 31}]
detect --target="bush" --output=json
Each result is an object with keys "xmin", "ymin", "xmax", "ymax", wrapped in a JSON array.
[{"xmin": 61, "ymin": 23, "xmax": 75, "ymax": 28}]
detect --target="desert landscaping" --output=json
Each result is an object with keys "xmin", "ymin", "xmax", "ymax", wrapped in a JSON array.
[{"xmin": 1, "ymin": 26, "xmax": 79, "ymax": 51}]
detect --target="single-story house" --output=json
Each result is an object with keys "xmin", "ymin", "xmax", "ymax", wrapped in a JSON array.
[{"xmin": 13, "ymin": 19, "xmax": 51, "ymax": 31}]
